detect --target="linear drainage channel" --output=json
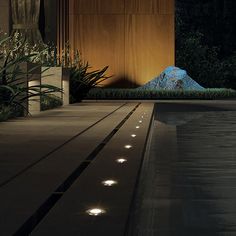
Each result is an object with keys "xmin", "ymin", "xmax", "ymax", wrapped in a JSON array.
[
  {"xmin": 13, "ymin": 103, "xmax": 141, "ymax": 236},
  {"xmin": 0, "ymin": 103, "xmax": 127, "ymax": 189}
]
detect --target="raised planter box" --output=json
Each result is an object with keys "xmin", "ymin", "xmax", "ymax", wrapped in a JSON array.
[
  {"xmin": 19, "ymin": 62, "xmax": 41, "ymax": 115},
  {"xmin": 42, "ymin": 67, "xmax": 70, "ymax": 106}
]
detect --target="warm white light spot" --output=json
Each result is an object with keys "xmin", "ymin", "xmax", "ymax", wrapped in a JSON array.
[
  {"xmin": 131, "ymin": 134, "xmax": 136, "ymax": 138},
  {"xmin": 136, "ymin": 126, "xmax": 140, "ymax": 129},
  {"xmin": 141, "ymin": 116, "xmax": 144, "ymax": 119},
  {"xmin": 125, "ymin": 145, "xmax": 132, "ymax": 149},
  {"xmin": 139, "ymin": 120, "xmax": 143, "ymax": 123},
  {"xmin": 102, "ymin": 180, "xmax": 118, "ymax": 187},
  {"xmin": 116, "ymin": 158, "xmax": 127, "ymax": 164},
  {"xmin": 86, "ymin": 208, "xmax": 106, "ymax": 216}
]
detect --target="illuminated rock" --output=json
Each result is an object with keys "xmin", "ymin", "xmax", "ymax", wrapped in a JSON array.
[{"xmin": 140, "ymin": 66, "xmax": 204, "ymax": 90}]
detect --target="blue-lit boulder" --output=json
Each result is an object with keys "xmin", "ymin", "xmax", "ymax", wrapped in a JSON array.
[{"xmin": 139, "ymin": 66, "xmax": 204, "ymax": 90}]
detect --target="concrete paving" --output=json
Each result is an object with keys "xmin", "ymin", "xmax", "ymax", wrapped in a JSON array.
[
  {"xmin": 0, "ymin": 102, "xmax": 154, "ymax": 235},
  {"xmin": 0, "ymin": 103, "xmax": 125, "ymax": 186},
  {"xmin": 31, "ymin": 103, "xmax": 154, "ymax": 236}
]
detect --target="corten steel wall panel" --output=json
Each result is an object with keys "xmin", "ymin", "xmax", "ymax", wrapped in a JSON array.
[
  {"xmin": 57, "ymin": 0, "xmax": 70, "ymax": 60},
  {"xmin": 159, "ymin": 0, "xmax": 174, "ymax": 14},
  {"xmin": 125, "ymin": 14, "xmax": 175, "ymax": 85},
  {"xmin": 73, "ymin": 15, "xmax": 125, "ymax": 86},
  {"xmin": 73, "ymin": 0, "xmax": 124, "ymax": 14},
  {"xmin": 69, "ymin": 0, "xmax": 175, "ymax": 87},
  {"xmin": 125, "ymin": 0, "xmax": 160, "ymax": 14}
]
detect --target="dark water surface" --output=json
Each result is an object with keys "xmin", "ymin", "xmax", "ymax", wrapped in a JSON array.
[{"xmin": 128, "ymin": 103, "xmax": 236, "ymax": 236}]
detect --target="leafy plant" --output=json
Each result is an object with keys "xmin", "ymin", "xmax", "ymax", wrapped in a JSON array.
[
  {"xmin": 41, "ymin": 42, "xmax": 84, "ymax": 68},
  {"xmin": 69, "ymin": 54, "xmax": 111, "ymax": 102},
  {"xmin": 32, "ymin": 41, "xmax": 111, "ymax": 102},
  {"xmin": 41, "ymin": 42, "xmax": 112, "ymax": 102},
  {"xmin": 175, "ymin": 3, "xmax": 236, "ymax": 89},
  {"xmin": 41, "ymin": 94, "xmax": 62, "ymax": 111},
  {"xmin": 0, "ymin": 105, "xmax": 12, "ymax": 122},
  {"xmin": 0, "ymin": 34, "xmax": 61, "ymax": 121}
]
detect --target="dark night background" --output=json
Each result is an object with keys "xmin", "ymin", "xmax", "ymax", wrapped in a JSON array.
[{"xmin": 176, "ymin": 0, "xmax": 236, "ymax": 89}]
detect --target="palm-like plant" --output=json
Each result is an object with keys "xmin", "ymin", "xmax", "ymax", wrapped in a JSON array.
[{"xmin": 70, "ymin": 52, "xmax": 111, "ymax": 102}]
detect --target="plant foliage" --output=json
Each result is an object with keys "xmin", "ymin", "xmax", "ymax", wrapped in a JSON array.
[
  {"xmin": 41, "ymin": 94, "xmax": 62, "ymax": 111},
  {"xmin": 0, "ymin": 33, "xmax": 61, "ymax": 121},
  {"xmin": 35, "ymin": 41, "xmax": 112, "ymax": 102},
  {"xmin": 176, "ymin": 1, "xmax": 236, "ymax": 89},
  {"xmin": 86, "ymin": 88, "xmax": 236, "ymax": 100},
  {"xmin": 69, "ymin": 53, "xmax": 111, "ymax": 102}
]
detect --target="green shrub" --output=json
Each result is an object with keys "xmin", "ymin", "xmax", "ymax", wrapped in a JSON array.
[
  {"xmin": 175, "ymin": 6, "xmax": 236, "ymax": 89},
  {"xmin": 85, "ymin": 88, "xmax": 236, "ymax": 100},
  {"xmin": 41, "ymin": 94, "xmax": 62, "ymax": 111},
  {"xmin": 0, "ymin": 105, "xmax": 12, "ymax": 122}
]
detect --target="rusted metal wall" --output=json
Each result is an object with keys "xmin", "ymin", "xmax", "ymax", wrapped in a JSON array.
[
  {"xmin": 57, "ymin": 0, "xmax": 69, "ymax": 60},
  {"xmin": 68, "ymin": 0, "xmax": 175, "ymax": 87}
]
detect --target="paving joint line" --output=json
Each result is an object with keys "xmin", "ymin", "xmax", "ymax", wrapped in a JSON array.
[
  {"xmin": 13, "ymin": 103, "xmax": 141, "ymax": 236},
  {"xmin": 0, "ymin": 103, "xmax": 127, "ymax": 188},
  {"xmin": 124, "ymin": 104, "xmax": 155, "ymax": 235}
]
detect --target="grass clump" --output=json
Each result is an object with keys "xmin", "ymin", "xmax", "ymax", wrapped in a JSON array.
[{"xmin": 41, "ymin": 94, "xmax": 63, "ymax": 111}]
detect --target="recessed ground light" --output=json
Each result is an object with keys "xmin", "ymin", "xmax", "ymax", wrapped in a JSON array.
[
  {"xmin": 102, "ymin": 180, "xmax": 118, "ymax": 187},
  {"xmin": 139, "ymin": 120, "xmax": 143, "ymax": 123},
  {"xmin": 125, "ymin": 145, "xmax": 132, "ymax": 149},
  {"xmin": 131, "ymin": 134, "xmax": 136, "ymax": 138},
  {"xmin": 86, "ymin": 208, "xmax": 106, "ymax": 216},
  {"xmin": 116, "ymin": 158, "xmax": 127, "ymax": 164},
  {"xmin": 136, "ymin": 126, "xmax": 140, "ymax": 129},
  {"xmin": 141, "ymin": 116, "xmax": 144, "ymax": 119}
]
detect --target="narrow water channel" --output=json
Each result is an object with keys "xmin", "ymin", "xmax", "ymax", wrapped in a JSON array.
[{"xmin": 127, "ymin": 102, "xmax": 236, "ymax": 236}]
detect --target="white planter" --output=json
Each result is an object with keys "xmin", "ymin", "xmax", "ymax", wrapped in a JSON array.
[
  {"xmin": 19, "ymin": 62, "xmax": 41, "ymax": 115},
  {"xmin": 42, "ymin": 67, "xmax": 70, "ymax": 106}
]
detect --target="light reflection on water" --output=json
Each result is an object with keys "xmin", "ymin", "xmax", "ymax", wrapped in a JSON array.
[{"xmin": 128, "ymin": 103, "xmax": 236, "ymax": 236}]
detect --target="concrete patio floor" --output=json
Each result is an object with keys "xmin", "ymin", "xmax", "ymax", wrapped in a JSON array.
[{"xmin": 0, "ymin": 102, "xmax": 154, "ymax": 235}]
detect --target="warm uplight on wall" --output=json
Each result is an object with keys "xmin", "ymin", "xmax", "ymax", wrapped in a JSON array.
[
  {"xmin": 102, "ymin": 180, "xmax": 118, "ymax": 187},
  {"xmin": 116, "ymin": 158, "xmax": 127, "ymax": 164},
  {"xmin": 124, "ymin": 145, "xmax": 132, "ymax": 149},
  {"xmin": 86, "ymin": 208, "xmax": 106, "ymax": 216}
]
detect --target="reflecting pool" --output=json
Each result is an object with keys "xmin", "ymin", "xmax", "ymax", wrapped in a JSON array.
[{"xmin": 128, "ymin": 102, "xmax": 236, "ymax": 236}]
